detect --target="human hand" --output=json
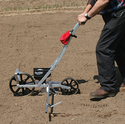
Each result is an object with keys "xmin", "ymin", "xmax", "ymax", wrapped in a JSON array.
[{"xmin": 77, "ymin": 13, "xmax": 88, "ymax": 25}]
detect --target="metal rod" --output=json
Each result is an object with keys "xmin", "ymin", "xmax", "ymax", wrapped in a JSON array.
[
  {"xmin": 45, "ymin": 80, "xmax": 51, "ymax": 113},
  {"xmin": 37, "ymin": 23, "xmax": 79, "ymax": 87},
  {"xmin": 51, "ymin": 94, "xmax": 54, "ymax": 113}
]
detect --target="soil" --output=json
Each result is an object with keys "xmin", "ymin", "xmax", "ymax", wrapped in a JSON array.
[{"xmin": 1, "ymin": 1, "xmax": 125, "ymax": 124}]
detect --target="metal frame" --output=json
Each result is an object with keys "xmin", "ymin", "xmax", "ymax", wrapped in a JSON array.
[{"xmin": 14, "ymin": 22, "xmax": 79, "ymax": 113}]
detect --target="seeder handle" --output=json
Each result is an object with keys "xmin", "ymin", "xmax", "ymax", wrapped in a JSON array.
[
  {"xmin": 49, "ymin": 22, "xmax": 80, "ymax": 69},
  {"xmin": 72, "ymin": 22, "xmax": 80, "ymax": 35},
  {"xmin": 38, "ymin": 23, "xmax": 80, "ymax": 87}
]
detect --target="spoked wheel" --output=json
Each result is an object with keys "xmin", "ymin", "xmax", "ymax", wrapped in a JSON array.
[
  {"xmin": 9, "ymin": 72, "xmax": 35, "ymax": 96},
  {"xmin": 61, "ymin": 78, "xmax": 79, "ymax": 95}
]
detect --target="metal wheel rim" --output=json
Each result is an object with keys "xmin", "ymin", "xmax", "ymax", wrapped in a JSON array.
[{"xmin": 9, "ymin": 72, "xmax": 35, "ymax": 96}]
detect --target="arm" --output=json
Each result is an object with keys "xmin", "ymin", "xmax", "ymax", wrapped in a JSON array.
[
  {"xmin": 88, "ymin": 0, "xmax": 109, "ymax": 17},
  {"xmin": 80, "ymin": 0, "xmax": 95, "ymax": 16},
  {"xmin": 77, "ymin": 0, "xmax": 109, "ymax": 25}
]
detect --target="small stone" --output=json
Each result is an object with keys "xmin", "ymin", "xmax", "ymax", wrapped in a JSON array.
[{"xmin": 15, "ymin": 103, "xmax": 17, "ymax": 106}]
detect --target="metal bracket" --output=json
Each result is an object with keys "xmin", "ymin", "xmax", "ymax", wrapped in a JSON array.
[{"xmin": 45, "ymin": 80, "xmax": 62, "ymax": 113}]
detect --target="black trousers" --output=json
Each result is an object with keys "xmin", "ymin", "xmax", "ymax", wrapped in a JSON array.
[{"xmin": 96, "ymin": 9, "xmax": 125, "ymax": 92}]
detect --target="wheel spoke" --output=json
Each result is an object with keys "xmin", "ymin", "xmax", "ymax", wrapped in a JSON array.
[
  {"xmin": 71, "ymin": 87, "xmax": 77, "ymax": 90},
  {"xmin": 22, "ymin": 88, "xmax": 25, "ymax": 95},
  {"xmin": 20, "ymin": 74, "xmax": 23, "ymax": 81},
  {"xmin": 72, "ymin": 83, "xmax": 77, "ymax": 87},
  {"xmin": 15, "ymin": 88, "xmax": 20, "ymax": 93},
  {"xmin": 70, "ymin": 79, "xmax": 73, "ymax": 84},
  {"xmin": 24, "ymin": 76, "xmax": 30, "ymax": 82},
  {"xmin": 66, "ymin": 80, "xmax": 69, "ymax": 84},
  {"xmin": 26, "ymin": 88, "xmax": 31, "ymax": 92},
  {"xmin": 13, "ymin": 77, "xmax": 16, "ymax": 81},
  {"xmin": 11, "ymin": 85, "xmax": 17, "ymax": 87}
]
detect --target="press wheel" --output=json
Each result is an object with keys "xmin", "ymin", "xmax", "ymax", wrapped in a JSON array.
[
  {"xmin": 9, "ymin": 72, "xmax": 35, "ymax": 96},
  {"xmin": 61, "ymin": 78, "xmax": 79, "ymax": 95}
]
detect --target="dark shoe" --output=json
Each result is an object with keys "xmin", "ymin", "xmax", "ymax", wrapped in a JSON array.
[{"xmin": 89, "ymin": 89, "xmax": 115, "ymax": 98}]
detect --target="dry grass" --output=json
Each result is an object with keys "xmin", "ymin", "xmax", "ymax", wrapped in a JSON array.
[{"xmin": 0, "ymin": 0, "xmax": 87, "ymax": 13}]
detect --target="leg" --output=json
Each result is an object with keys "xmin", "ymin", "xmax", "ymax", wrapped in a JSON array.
[
  {"xmin": 90, "ymin": 12, "xmax": 125, "ymax": 98},
  {"xmin": 115, "ymin": 32, "xmax": 125, "ymax": 83},
  {"xmin": 96, "ymin": 27, "xmax": 116, "ymax": 92}
]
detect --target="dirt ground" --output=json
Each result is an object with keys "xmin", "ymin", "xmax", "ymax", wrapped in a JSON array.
[{"xmin": 1, "ymin": 1, "xmax": 125, "ymax": 124}]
